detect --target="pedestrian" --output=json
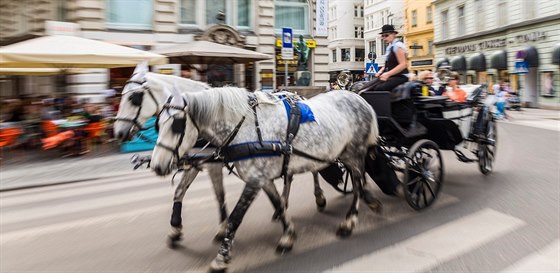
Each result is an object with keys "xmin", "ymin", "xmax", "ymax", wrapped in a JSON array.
[
  {"xmin": 417, "ymin": 70, "xmax": 436, "ymax": 96},
  {"xmin": 442, "ymin": 72, "xmax": 467, "ymax": 102},
  {"xmin": 370, "ymin": 25, "xmax": 409, "ymax": 91},
  {"xmin": 495, "ymin": 84, "xmax": 509, "ymax": 119}
]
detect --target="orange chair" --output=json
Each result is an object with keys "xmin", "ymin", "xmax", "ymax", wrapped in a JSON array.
[
  {"xmin": 41, "ymin": 130, "xmax": 75, "ymax": 150},
  {"xmin": 42, "ymin": 120, "xmax": 59, "ymax": 138},
  {"xmin": 0, "ymin": 127, "xmax": 22, "ymax": 148},
  {"xmin": 82, "ymin": 122, "xmax": 106, "ymax": 151}
]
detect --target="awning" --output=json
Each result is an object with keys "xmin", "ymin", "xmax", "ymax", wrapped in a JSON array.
[
  {"xmin": 516, "ymin": 46, "xmax": 539, "ymax": 67},
  {"xmin": 436, "ymin": 58, "xmax": 450, "ymax": 69},
  {"xmin": 451, "ymin": 55, "xmax": 466, "ymax": 71},
  {"xmin": 151, "ymin": 41, "xmax": 272, "ymax": 64},
  {"xmin": 490, "ymin": 50, "xmax": 508, "ymax": 70},
  {"xmin": 467, "ymin": 53, "xmax": 487, "ymax": 71},
  {"xmin": 553, "ymin": 43, "xmax": 560, "ymax": 65}
]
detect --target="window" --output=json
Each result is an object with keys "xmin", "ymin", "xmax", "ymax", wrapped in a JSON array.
[
  {"xmin": 428, "ymin": 40, "xmax": 433, "ymax": 56},
  {"xmin": 441, "ymin": 10, "xmax": 448, "ymax": 38},
  {"xmin": 354, "ymin": 26, "xmax": 363, "ymax": 38},
  {"xmin": 56, "ymin": 1, "xmax": 66, "ymax": 21},
  {"xmin": 497, "ymin": 0, "xmax": 507, "ymax": 26},
  {"xmin": 411, "ymin": 9, "xmax": 417, "ymax": 27},
  {"xmin": 180, "ymin": 0, "xmax": 251, "ymax": 28},
  {"xmin": 524, "ymin": 0, "xmax": 536, "ymax": 20},
  {"xmin": 426, "ymin": 5, "xmax": 432, "ymax": 24},
  {"xmin": 180, "ymin": 0, "xmax": 197, "ymax": 24},
  {"xmin": 206, "ymin": 0, "xmax": 225, "ymax": 25},
  {"xmin": 381, "ymin": 40, "xmax": 387, "ymax": 56},
  {"xmin": 236, "ymin": 0, "xmax": 250, "ymax": 27},
  {"xmin": 354, "ymin": 5, "xmax": 364, "ymax": 18},
  {"xmin": 341, "ymin": 48, "xmax": 350, "ymax": 62},
  {"xmin": 275, "ymin": 0, "xmax": 309, "ymax": 34},
  {"xmin": 332, "ymin": 49, "xmax": 337, "ymax": 62},
  {"xmin": 106, "ymin": 0, "xmax": 152, "ymax": 30},
  {"xmin": 355, "ymin": 48, "xmax": 365, "ymax": 62},
  {"xmin": 368, "ymin": 41, "xmax": 376, "ymax": 58},
  {"xmin": 475, "ymin": 0, "xmax": 485, "ymax": 31},
  {"xmin": 457, "ymin": 5, "xmax": 465, "ymax": 36}
]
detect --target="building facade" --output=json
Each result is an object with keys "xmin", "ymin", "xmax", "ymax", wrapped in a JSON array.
[
  {"xmin": 0, "ymin": 0, "xmax": 330, "ymax": 101},
  {"xmin": 404, "ymin": 0, "xmax": 435, "ymax": 75},
  {"xmin": 327, "ymin": 0, "xmax": 365, "ymax": 84},
  {"xmin": 363, "ymin": 0, "xmax": 405, "ymax": 78},
  {"xmin": 433, "ymin": 0, "xmax": 560, "ymax": 109}
]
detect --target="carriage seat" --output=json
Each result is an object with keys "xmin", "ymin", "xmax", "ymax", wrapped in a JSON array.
[{"xmin": 361, "ymin": 91, "xmax": 426, "ymax": 139}]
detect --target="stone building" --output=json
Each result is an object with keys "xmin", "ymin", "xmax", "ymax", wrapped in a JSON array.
[
  {"xmin": 433, "ymin": 0, "xmax": 560, "ymax": 109},
  {"xmin": 363, "ymin": 0, "xmax": 405, "ymax": 78},
  {"xmin": 327, "ymin": 0, "xmax": 365, "ymax": 84},
  {"xmin": 403, "ymin": 0, "xmax": 435, "ymax": 75},
  {"xmin": 0, "ymin": 0, "xmax": 330, "ymax": 101}
]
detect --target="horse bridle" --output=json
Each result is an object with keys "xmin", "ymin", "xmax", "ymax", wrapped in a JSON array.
[
  {"xmin": 155, "ymin": 96, "xmax": 200, "ymax": 163},
  {"xmin": 114, "ymin": 79, "xmax": 159, "ymax": 131}
]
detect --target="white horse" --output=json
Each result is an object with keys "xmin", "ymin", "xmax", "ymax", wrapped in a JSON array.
[
  {"xmin": 113, "ymin": 63, "xmax": 329, "ymax": 248},
  {"xmin": 113, "ymin": 64, "xmax": 228, "ymax": 246},
  {"xmin": 151, "ymin": 86, "xmax": 380, "ymax": 272}
]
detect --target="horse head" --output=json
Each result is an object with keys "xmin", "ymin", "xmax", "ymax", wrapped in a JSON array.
[
  {"xmin": 113, "ymin": 62, "xmax": 161, "ymax": 140},
  {"xmin": 151, "ymin": 85, "xmax": 199, "ymax": 176}
]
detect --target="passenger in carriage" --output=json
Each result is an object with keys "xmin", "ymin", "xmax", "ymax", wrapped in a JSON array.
[
  {"xmin": 442, "ymin": 72, "xmax": 467, "ymax": 102},
  {"xmin": 417, "ymin": 70, "xmax": 436, "ymax": 96},
  {"xmin": 371, "ymin": 25, "xmax": 409, "ymax": 91}
]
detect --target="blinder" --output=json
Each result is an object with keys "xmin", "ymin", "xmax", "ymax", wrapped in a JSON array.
[{"xmin": 129, "ymin": 91, "xmax": 144, "ymax": 106}]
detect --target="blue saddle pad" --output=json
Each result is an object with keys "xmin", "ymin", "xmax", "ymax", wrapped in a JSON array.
[{"xmin": 282, "ymin": 100, "xmax": 316, "ymax": 124}]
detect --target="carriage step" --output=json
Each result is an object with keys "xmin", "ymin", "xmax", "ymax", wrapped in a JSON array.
[{"xmin": 454, "ymin": 150, "xmax": 477, "ymax": 163}]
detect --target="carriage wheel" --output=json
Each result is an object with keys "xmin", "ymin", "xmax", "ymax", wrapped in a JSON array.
[
  {"xmin": 478, "ymin": 115, "xmax": 497, "ymax": 175},
  {"xmin": 403, "ymin": 140, "xmax": 444, "ymax": 210}
]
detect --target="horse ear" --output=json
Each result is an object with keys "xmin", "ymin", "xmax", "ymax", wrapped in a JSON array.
[{"xmin": 133, "ymin": 61, "xmax": 149, "ymax": 77}]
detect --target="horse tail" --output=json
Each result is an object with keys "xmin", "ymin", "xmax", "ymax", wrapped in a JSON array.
[{"xmin": 367, "ymin": 109, "xmax": 379, "ymax": 147}]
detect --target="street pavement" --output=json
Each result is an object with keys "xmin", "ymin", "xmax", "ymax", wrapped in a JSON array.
[{"xmin": 0, "ymin": 107, "xmax": 558, "ymax": 192}]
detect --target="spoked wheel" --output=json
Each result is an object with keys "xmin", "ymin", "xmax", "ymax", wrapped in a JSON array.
[
  {"xmin": 403, "ymin": 140, "xmax": 444, "ymax": 210},
  {"xmin": 319, "ymin": 161, "xmax": 354, "ymax": 194},
  {"xmin": 478, "ymin": 115, "xmax": 497, "ymax": 175}
]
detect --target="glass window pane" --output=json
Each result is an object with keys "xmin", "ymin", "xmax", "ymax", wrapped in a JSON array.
[
  {"xmin": 237, "ymin": 0, "xmax": 250, "ymax": 27},
  {"xmin": 355, "ymin": 48, "xmax": 365, "ymax": 62},
  {"xmin": 207, "ymin": 0, "xmax": 225, "ymax": 25},
  {"xmin": 107, "ymin": 0, "xmax": 152, "ymax": 28},
  {"xmin": 275, "ymin": 6, "xmax": 305, "ymax": 31},
  {"xmin": 181, "ymin": 0, "xmax": 196, "ymax": 24}
]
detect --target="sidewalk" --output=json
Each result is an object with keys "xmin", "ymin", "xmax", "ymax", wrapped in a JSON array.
[
  {"xmin": 0, "ymin": 144, "xmax": 153, "ymax": 191},
  {"xmin": 0, "ymin": 108, "xmax": 558, "ymax": 192}
]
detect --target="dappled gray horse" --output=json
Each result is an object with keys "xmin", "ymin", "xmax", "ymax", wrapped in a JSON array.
[
  {"xmin": 113, "ymin": 64, "xmax": 228, "ymax": 246},
  {"xmin": 150, "ymin": 86, "xmax": 380, "ymax": 272}
]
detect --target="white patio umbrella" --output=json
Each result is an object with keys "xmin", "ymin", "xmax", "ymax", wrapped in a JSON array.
[
  {"xmin": 0, "ymin": 35, "xmax": 168, "ymax": 68},
  {"xmin": 0, "ymin": 68, "xmax": 86, "ymax": 76},
  {"xmin": 151, "ymin": 40, "xmax": 272, "ymax": 64}
]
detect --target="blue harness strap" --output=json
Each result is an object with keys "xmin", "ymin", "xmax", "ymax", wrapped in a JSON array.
[{"xmin": 281, "ymin": 97, "xmax": 316, "ymax": 124}]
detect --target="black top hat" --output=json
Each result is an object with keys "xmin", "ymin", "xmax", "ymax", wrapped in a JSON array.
[{"xmin": 379, "ymin": 24, "xmax": 398, "ymax": 34}]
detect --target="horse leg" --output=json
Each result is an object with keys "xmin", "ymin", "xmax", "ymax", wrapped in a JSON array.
[
  {"xmin": 168, "ymin": 168, "xmax": 199, "ymax": 248},
  {"xmin": 210, "ymin": 183, "xmax": 261, "ymax": 273},
  {"xmin": 275, "ymin": 174, "xmax": 292, "ymax": 221},
  {"xmin": 206, "ymin": 163, "xmax": 228, "ymax": 242},
  {"xmin": 262, "ymin": 181, "xmax": 296, "ymax": 254},
  {"xmin": 336, "ymin": 167, "xmax": 361, "ymax": 237},
  {"xmin": 312, "ymin": 171, "xmax": 326, "ymax": 211}
]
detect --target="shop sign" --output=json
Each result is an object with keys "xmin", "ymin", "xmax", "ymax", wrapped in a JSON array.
[
  {"xmin": 276, "ymin": 39, "xmax": 316, "ymax": 48},
  {"xmin": 315, "ymin": 0, "xmax": 328, "ymax": 37},
  {"xmin": 411, "ymin": 59, "xmax": 433, "ymax": 66},
  {"xmin": 444, "ymin": 31, "xmax": 547, "ymax": 55}
]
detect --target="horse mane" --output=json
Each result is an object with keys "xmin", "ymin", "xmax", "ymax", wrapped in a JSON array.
[
  {"xmin": 145, "ymin": 72, "xmax": 211, "ymax": 91},
  {"xmin": 189, "ymin": 87, "xmax": 254, "ymax": 125}
]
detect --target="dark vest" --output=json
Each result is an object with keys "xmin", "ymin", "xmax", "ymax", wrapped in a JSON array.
[{"xmin": 384, "ymin": 43, "xmax": 409, "ymax": 77}]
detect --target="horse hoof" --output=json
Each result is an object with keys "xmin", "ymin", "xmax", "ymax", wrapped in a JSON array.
[
  {"xmin": 276, "ymin": 244, "xmax": 293, "ymax": 255},
  {"xmin": 209, "ymin": 255, "xmax": 230, "ymax": 273},
  {"xmin": 336, "ymin": 226, "xmax": 353, "ymax": 238},
  {"xmin": 167, "ymin": 236, "xmax": 181, "ymax": 249}
]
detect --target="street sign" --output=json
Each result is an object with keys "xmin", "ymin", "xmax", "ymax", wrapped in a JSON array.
[
  {"xmin": 368, "ymin": 52, "xmax": 377, "ymax": 61},
  {"xmin": 514, "ymin": 59, "xmax": 529, "ymax": 74},
  {"xmin": 281, "ymin": 27, "xmax": 294, "ymax": 60},
  {"xmin": 365, "ymin": 63, "xmax": 379, "ymax": 75},
  {"xmin": 409, "ymin": 45, "xmax": 423, "ymax": 49}
]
